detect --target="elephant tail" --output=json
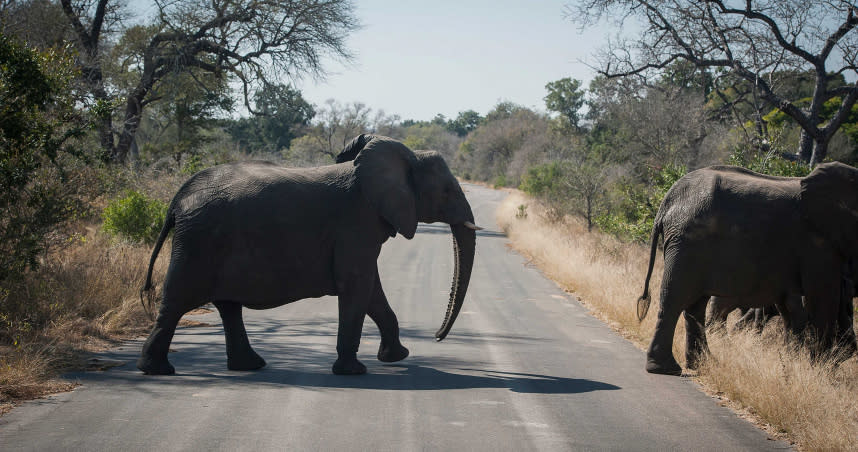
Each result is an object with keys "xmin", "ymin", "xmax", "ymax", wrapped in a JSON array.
[
  {"xmin": 637, "ymin": 219, "xmax": 662, "ymax": 321},
  {"xmin": 140, "ymin": 207, "xmax": 175, "ymax": 320}
]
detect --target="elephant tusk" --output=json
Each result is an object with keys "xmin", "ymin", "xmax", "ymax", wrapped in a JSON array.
[{"xmin": 464, "ymin": 221, "xmax": 483, "ymax": 231}]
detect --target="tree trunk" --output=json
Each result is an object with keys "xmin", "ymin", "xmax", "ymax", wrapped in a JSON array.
[
  {"xmin": 92, "ymin": 85, "xmax": 115, "ymax": 161},
  {"xmin": 798, "ymin": 129, "xmax": 814, "ymax": 163},
  {"xmin": 810, "ymin": 137, "xmax": 828, "ymax": 167},
  {"xmin": 586, "ymin": 195, "xmax": 593, "ymax": 232},
  {"xmin": 115, "ymin": 91, "xmax": 145, "ymax": 164}
]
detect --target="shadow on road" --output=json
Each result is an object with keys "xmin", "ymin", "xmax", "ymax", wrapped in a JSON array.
[
  {"xmin": 70, "ymin": 318, "xmax": 620, "ymax": 396},
  {"xmin": 74, "ymin": 359, "xmax": 620, "ymax": 395},
  {"xmin": 415, "ymin": 223, "xmax": 506, "ymax": 239}
]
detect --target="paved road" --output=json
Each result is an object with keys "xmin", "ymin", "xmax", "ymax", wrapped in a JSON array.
[{"xmin": 0, "ymin": 183, "xmax": 789, "ymax": 451}]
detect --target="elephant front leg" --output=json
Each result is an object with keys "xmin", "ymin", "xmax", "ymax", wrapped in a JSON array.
[
  {"xmin": 367, "ymin": 272, "xmax": 409, "ymax": 363},
  {"xmin": 332, "ymin": 276, "xmax": 374, "ymax": 375},
  {"xmin": 683, "ymin": 297, "xmax": 710, "ymax": 370},
  {"xmin": 213, "ymin": 300, "xmax": 266, "ymax": 371}
]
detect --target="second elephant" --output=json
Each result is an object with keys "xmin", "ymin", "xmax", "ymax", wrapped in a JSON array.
[{"xmin": 638, "ymin": 163, "xmax": 858, "ymax": 375}]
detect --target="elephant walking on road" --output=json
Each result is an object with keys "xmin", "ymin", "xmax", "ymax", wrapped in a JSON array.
[
  {"xmin": 637, "ymin": 163, "xmax": 858, "ymax": 375},
  {"xmin": 138, "ymin": 135, "xmax": 481, "ymax": 375}
]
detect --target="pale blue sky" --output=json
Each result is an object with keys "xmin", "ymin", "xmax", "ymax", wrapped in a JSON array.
[{"xmin": 297, "ymin": 1, "xmax": 606, "ymax": 121}]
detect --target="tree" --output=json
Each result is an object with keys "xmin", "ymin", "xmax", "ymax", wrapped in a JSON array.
[
  {"xmin": 399, "ymin": 123, "xmax": 462, "ymax": 161},
  {"xmin": 447, "ymin": 110, "xmax": 484, "ymax": 137},
  {"xmin": 456, "ymin": 106, "xmax": 559, "ymax": 185},
  {"xmin": 544, "ymin": 77, "xmax": 586, "ymax": 132},
  {"xmin": 59, "ymin": 0, "xmax": 125, "ymax": 160},
  {"xmin": 227, "ymin": 84, "xmax": 315, "ymax": 153},
  {"xmin": 60, "ymin": 0, "xmax": 358, "ymax": 163},
  {"xmin": 572, "ymin": 0, "xmax": 858, "ymax": 165},
  {"xmin": 0, "ymin": 34, "xmax": 89, "ymax": 281},
  {"xmin": 301, "ymin": 99, "xmax": 372, "ymax": 160}
]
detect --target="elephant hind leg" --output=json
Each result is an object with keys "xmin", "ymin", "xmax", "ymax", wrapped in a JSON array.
[
  {"xmin": 138, "ymin": 304, "xmax": 183, "ymax": 375},
  {"xmin": 213, "ymin": 300, "xmax": 266, "ymax": 371},
  {"xmin": 367, "ymin": 273, "xmax": 409, "ymax": 363},
  {"xmin": 646, "ymin": 303, "xmax": 683, "ymax": 375},
  {"xmin": 646, "ymin": 275, "xmax": 700, "ymax": 375},
  {"xmin": 684, "ymin": 296, "xmax": 711, "ymax": 370}
]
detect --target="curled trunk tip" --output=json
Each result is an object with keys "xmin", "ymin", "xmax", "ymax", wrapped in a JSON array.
[{"xmin": 435, "ymin": 223, "xmax": 476, "ymax": 341}]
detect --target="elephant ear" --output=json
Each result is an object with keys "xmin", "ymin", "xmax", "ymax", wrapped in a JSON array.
[
  {"xmin": 336, "ymin": 133, "xmax": 375, "ymax": 163},
  {"xmin": 800, "ymin": 162, "xmax": 858, "ymax": 255},
  {"xmin": 354, "ymin": 137, "xmax": 418, "ymax": 239}
]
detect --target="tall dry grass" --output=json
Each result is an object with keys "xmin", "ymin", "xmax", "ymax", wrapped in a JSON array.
[
  {"xmin": 0, "ymin": 226, "xmax": 168, "ymax": 413},
  {"xmin": 497, "ymin": 190, "xmax": 858, "ymax": 451}
]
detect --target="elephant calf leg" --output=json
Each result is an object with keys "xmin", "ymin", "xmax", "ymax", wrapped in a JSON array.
[
  {"xmin": 684, "ymin": 297, "xmax": 710, "ymax": 370},
  {"xmin": 213, "ymin": 301, "xmax": 266, "ymax": 371},
  {"xmin": 367, "ymin": 276, "xmax": 409, "ymax": 363}
]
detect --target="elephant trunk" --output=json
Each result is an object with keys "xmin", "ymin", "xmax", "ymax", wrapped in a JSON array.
[{"xmin": 435, "ymin": 223, "xmax": 476, "ymax": 341}]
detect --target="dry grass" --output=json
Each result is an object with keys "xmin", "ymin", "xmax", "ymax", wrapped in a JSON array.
[
  {"xmin": 497, "ymin": 190, "xmax": 858, "ymax": 451},
  {"xmin": 0, "ymin": 229, "xmax": 167, "ymax": 411},
  {"xmin": 0, "ymin": 169, "xmax": 186, "ymax": 412},
  {"xmin": 495, "ymin": 191, "xmax": 686, "ymax": 359}
]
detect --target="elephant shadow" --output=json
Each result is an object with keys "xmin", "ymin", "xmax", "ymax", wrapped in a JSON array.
[
  {"xmin": 415, "ymin": 223, "xmax": 507, "ymax": 239},
  {"xmin": 72, "ymin": 321, "xmax": 620, "ymax": 395},
  {"xmin": 95, "ymin": 360, "xmax": 621, "ymax": 395},
  {"xmin": 187, "ymin": 362, "xmax": 622, "ymax": 394}
]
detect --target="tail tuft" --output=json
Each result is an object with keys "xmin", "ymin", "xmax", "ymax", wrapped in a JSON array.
[
  {"xmin": 139, "ymin": 286, "xmax": 156, "ymax": 321},
  {"xmin": 637, "ymin": 294, "xmax": 651, "ymax": 322}
]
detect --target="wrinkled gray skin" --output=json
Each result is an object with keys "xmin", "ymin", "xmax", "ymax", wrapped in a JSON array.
[
  {"xmin": 707, "ymin": 296, "xmax": 806, "ymax": 334},
  {"xmin": 137, "ymin": 135, "xmax": 477, "ymax": 375},
  {"xmin": 708, "ymin": 264, "xmax": 856, "ymax": 357},
  {"xmin": 638, "ymin": 163, "xmax": 858, "ymax": 375}
]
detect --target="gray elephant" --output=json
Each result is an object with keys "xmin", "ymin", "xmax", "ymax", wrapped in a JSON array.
[
  {"xmin": 138, "ymin": 135, "xmax": 481, "ymax": 375},
  {"xmin": 707, "ymin": 297, "xmax": 805, "ymax": 333},
  {"xmin": 637, "ymin": 163, "xmax": 858, "ymax": 375},
  {"xmin": 708, "ymin": 264, "xmax": 856, "ymax": 356}
]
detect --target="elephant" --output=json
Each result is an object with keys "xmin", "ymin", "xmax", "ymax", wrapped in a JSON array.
[
  {"xmin": 708, "ymin": 263, "xmax": 857, "ymax": 356},
  {"xmin": 707, "ymin": 296, "xmax": 805, "ymax": 333},
  {"xmin": 637, "ymin": 162, "xmax": 858, "ymax": 375},
  {"xmin": 137, "ymin": 134, "xmax": 482, "ymax": 376}
]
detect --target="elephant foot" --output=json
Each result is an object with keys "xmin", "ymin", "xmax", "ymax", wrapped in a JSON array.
[
  {"xmin": 377, "ymin": 342, "xmax": 409, "ymax": 363},
  {"xmin": 332, "ymin": 357, "xmax": 367, "ymax": 375},
  {"xmin": 227, "ymin": 352, "xmax": 267, "ymax": 371},
  {"xmin": 645, "ymin": 357, "xmax": 682, "ymax": 376},
  {"xmin": 137, "ymin": 356, "xmax": 176, "ymax": 375}
]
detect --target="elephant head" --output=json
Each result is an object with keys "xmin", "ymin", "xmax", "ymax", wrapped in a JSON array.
[
  {"xmin": 800, "ymin": 162, "xmax": 858, "ymax": 255},
  {"xmin": 340, "ymin": 135, "xmax": 479, "ymax": 341}
]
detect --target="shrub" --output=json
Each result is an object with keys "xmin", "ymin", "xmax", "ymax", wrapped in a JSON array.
[
  {"xmin": 0, "ymin": 35, "xmax": 90, "ymax": 282},
  {"xmin": 727, "ymin": 147, "xmax": 812, "ymax": 177},
  {"xmin": 102, "ymin": 191, "xmax": 168, "ymax": 244},
  {"xmin": 595, "ymin": 163, "xmax": 686, "ymax": 243},
  {"xmin": 181, "ymin": 153, "xmax": 205, "ymax": 175},
  {"xmin": 519, "ymin": 162, "xmax": 564, "ymax": 198}
]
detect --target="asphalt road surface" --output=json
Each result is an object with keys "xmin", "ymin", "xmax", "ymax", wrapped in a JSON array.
[{"xmin": 0, "ymin": 183, "xmax": 790, "ymax": 451}]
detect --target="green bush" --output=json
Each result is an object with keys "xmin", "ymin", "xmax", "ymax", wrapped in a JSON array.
[
  {"xmin": 727, "ymin": 148, "xmax": 811, "ymax": 177},
  {"xmin": 102, "ymin": 191, "xmax": 168, "ymax": 244},
  {"xmin": 519, "ymin": 162, "xmax": 564, "ymax": 198},
  {"xmin": 181, "ymin": 153, "xmax": 205, "ymax": 175},
  {"xmin": 0, "ymin": 35, "xmax": 90, "ymax": 282},
  {"xmin": 595, "ymin": 163, "xmax": 687, "ymax": 243}
]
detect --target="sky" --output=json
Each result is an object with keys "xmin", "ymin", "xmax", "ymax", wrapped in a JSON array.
[{"xmin": 295, "ymin": 1, "xmax": 608, "ymax": 121}]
